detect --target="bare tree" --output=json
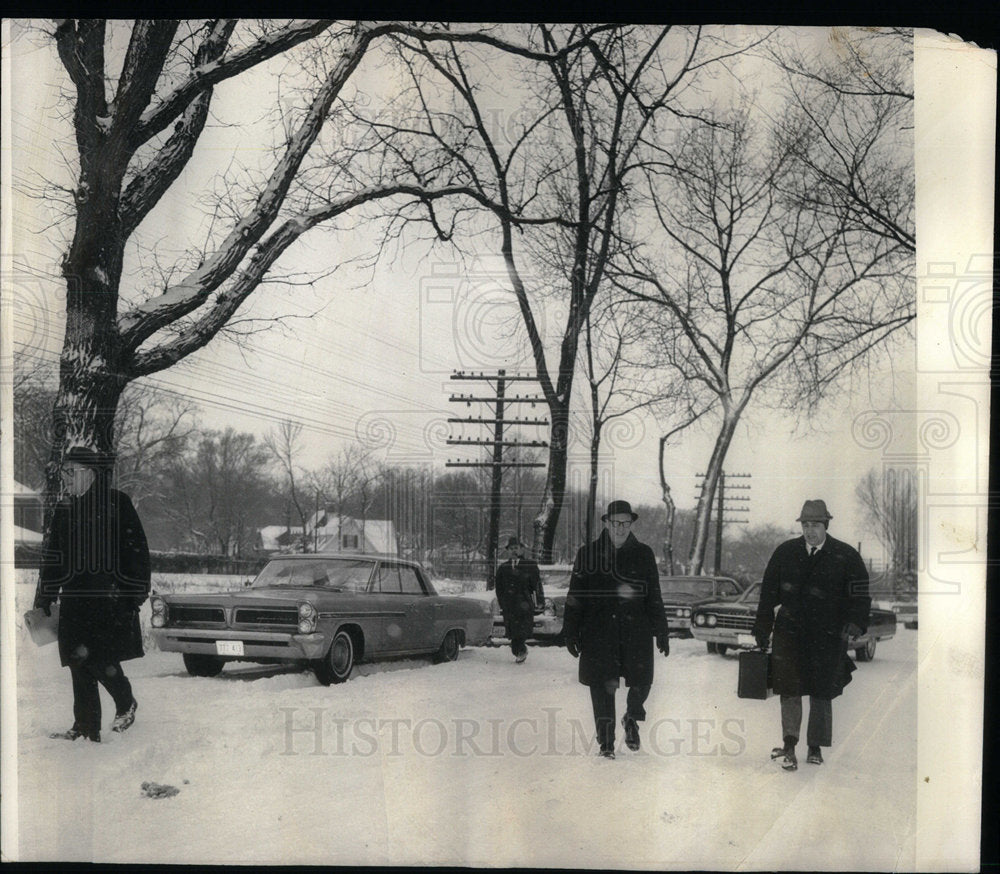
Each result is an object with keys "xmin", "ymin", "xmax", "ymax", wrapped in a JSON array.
[
  {"xmin": 855, "ymin": 466, "xmax": 917, "ymax": 576},
  {"xmin": 617, "ymin": 105, "xmax": 913, "ymax": 573},
  {"xmin": 113, "ymin": 383, "xmax": 199, "ymax": 508},
  {"xmin": 164, "ymin": 427, "xmax": 273, "ymax": 555},
  {"xmin": 352, "ymin": 447, "xmax": 386, "ymax": 548},
  {"xmin": 34, "ymin": 18, "xmax": 583, "ymax": 523},
  {"xmin": 264, "ymin": 419, "xmax": 312, "ymax": 549},
  {"xmin": 578, "ymin": 294, "xmax": 663, "ymax": 542},
  {"xmin": 769, "ymin": 27, "xmax": 914, "ymax": 252},
  {"xmin": 309, "ymin": 444, "xmax": 363, "ymax": 551},
  {"xmin": 386, "ymin": 24, "xmax": 756, "ymax": 560}
]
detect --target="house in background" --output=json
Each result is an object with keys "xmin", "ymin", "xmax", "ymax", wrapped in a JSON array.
[
  {"xmin": 302, "ymin": 509, "xmax": 398, "ymax": 555},
  {"xmin": 254, "ymin": 525, "xmax": 305, "ymax": 555}
]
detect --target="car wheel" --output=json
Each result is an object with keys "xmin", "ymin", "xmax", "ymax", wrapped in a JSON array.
[
  {"xmin": 716, "ymin": 644, "xmax": 729, "ymax": 656},
  {"xmin": 706, "ymin": 642, "xmax": 717, "ymax": 654},
  {"xmin": 855, "ymin": 638, "xmax": 876, "ymax": 662},
  {"xmin": 314, "ymin": 629, "xmax": 355, "ymax": 685},
  {"xmin": 183, "ymin": 653, "xmax": 225, "ymax": 677},
  {"xmin": 434, "ymin": 629, "xmax": 461, "ymax": 664}
]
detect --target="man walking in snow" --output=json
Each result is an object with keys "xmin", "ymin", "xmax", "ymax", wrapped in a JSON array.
[
  {"xmin": 494, "ymin": 536, "xmax": 544, "ymax": 663},
  {"xmin": 752, "ymin": 499, "xmax": 870, "ymax": 770},
  {"xmin": 33, "ymin": 445, "xmax": 151, "ymax": 743},
  {"xmin": 563, "ymin": 501, "xmax": 669, "ymax": 759}
]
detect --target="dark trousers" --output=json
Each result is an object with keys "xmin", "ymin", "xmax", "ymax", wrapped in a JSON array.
[
  {"xmin": 70, "ymin": 660, "xmax": 133, "ymax": 736},
  {"xmin": 589, "ymin": 681, "xmax": 651, "ymax": 751},
  {"xmin": 780, "ymin": 695, "xmax": 833, "ymax": 747},
  {"xmin": 510, "ymin": 634, "xmax": 528, "ymax": 657}
]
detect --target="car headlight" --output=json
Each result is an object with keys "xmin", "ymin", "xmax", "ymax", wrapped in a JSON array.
[
  {"xmin": 297, "ymin": 601, "xmax": 317, "ymax": 634},
  {"xmin": 706, "ymin": 614, "xmax": 718, "ymax": 627},
  {"xmin": 150, "ymin": 597, "xmax": 167, "ymax": 628},
  {"xmin": 682, "ymin": 608, "xmax": 692, "ymax": 618},
  {"xmin": 693, "ymin": 614, "xmax": 705, "ymax": 627}
]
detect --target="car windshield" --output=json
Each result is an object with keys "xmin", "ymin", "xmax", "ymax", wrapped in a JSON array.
[
  {"xmin": 252, "ymin": 558, "xmax": 375, "ymax": 592},
  {"xmin": 659, "ymin": 578, "xmax": 721, "ymax": 600}
]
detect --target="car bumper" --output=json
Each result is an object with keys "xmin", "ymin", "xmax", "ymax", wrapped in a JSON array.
[
  {"xmin": 690, "ymin": 627, "xmax": 748, "ymax": 647},
  {"xmin": 152, "ymin": 628, "xmax": 329, "ymax": 660},
  {"xmin": 491, "ymin": 614, "xmax": 563, "ymax": 640},
  {"xmin": 666, "ymin": 618, "xmax": 694, "ymax": 637}
]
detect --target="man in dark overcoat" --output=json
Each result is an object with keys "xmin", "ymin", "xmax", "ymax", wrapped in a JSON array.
[
  {"xmin": 494, "ymin": 536, "xmax": 544, "ymax": 663},
  {"xmin": 563, "ymin": 500, "xmax": 669, "ymax": 758},
  {"xmin": 34, "ymin": 445, "xmax": 151, "ymax": 743},
  {"xmin": 752, "ymin": 499, "xmax": 870, "ymax": 770}
]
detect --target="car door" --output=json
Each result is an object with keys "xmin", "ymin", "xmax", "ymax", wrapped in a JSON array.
[
  {"xmin": 371, "ymin": 562, "xmax": 410, "ymax": 653},
  {"xmin": 390, "ymin": 563, "xmax": 437, "ymax": 652}
]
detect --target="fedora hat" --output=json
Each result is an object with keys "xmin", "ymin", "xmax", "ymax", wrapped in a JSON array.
[
  {"xmin": 602, "ymin": 500, "xmax": 638, "ymax": 521},
  {"xmin": 505, "ymin": 535, "xmax": 525, "ymax": 548},
  {"xmin": 796, "ymin": 499, "xmax": 832, "ymax": 522}
]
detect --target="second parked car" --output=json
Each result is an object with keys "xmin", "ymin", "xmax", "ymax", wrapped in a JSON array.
[{"xmin": 691, "ymin": 582, "xmax": 898, "ymax": 661}]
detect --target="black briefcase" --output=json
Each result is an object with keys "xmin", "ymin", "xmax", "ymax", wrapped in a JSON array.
[{"xmin": 737, "ymin": 649, "xmax": 771, "ymax": 699}]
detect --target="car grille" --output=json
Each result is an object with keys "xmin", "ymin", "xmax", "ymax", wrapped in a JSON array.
[
  {"xmin": 713, "ymin": 614, "xmax": 754, "ymax": 630},
  {"xmin": 234, "ymin": 607, "xmax": 299, "ymax": 627},
  {"xmin": 170, "ymin": 606, "xmax": 225, "ymax": 624}
]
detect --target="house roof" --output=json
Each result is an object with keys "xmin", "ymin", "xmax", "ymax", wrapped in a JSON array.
[{"xmin": 257, "ymin": 525, "xmax": 304, "ymax": 552}]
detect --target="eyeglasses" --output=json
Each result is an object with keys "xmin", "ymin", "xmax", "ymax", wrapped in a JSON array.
[{"xmin": 607, "ymin": 519, "xmax": 632, "ymax": 529}]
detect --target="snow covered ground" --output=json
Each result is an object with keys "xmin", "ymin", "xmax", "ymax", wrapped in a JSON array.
[{"xmin": 9, "ymin": 580, "xmax": 917, "ymax": 868}]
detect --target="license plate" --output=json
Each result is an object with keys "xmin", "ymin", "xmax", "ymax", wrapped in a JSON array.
[
  {"xmin": 737, "ymin": 633, "xmax": 756, "ymax": 648},
  {"xmin": 492, "ymin": 623, "xmax": 507, "ymax": 637},
  {"xmin": 216, "ymin": 640, "xmax": 244, "ymax": 656}
]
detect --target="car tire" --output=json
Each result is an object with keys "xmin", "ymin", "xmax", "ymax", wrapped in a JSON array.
[
  {"xmin": 434, "ymin": 629, "xmax": 461, "ymax": 664},
  {"xmin": 314, "ymin": 629, "xmax": 355, "ymax": 685},
  {"xmin": 855, "ymin": 638, "xmax": 876, "ymax": 662},
  {"xmin": 716, "ymin": 644, "xmax": 729, "ymax": 656},
  {"xmin": 706, "ymin": 642, "xmax": 718, "ymax": 654},
  {"xmin": 183, "ymin": 653, "xmax": 225, "ymax": 677}
]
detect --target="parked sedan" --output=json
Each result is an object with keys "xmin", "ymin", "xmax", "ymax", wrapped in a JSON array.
[
  {"xmin": 691, "ymin": 582, "xmax": 898, "ymax": 660},
  {"xmin": 660, "ymin": 575, "xmax": 744, "ymax": 637},
  {"xmin": 150, "ymin": 554, "xmax": 494, "ymax": 684}
]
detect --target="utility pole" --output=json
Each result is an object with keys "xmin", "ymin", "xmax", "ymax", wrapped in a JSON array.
[
  {"xmin": 694, "ymin": 471, "xmax": 751, "ymax": 574},
  {"xmin": 446, "ymin": 370, "xmax": 548, "ymax": 588}
]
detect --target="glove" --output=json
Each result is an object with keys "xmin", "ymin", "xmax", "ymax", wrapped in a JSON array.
[
  {"xmin": 842, "ymin": 622, "xmax": 863, "ymax": 641},
  {"xmin": 755, "ymin": 633, "xmax": 769, "ymax": 651},
  {"xmin": 567, "ymin": 639, "xmax": 580, "ymax": 658},
  {"xmin": 656, "ymin": 635, "xmax": 669, "ymax": 657}
]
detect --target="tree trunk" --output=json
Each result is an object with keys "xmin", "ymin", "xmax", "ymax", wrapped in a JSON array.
[
  {"xmin": 659, "ymin": 436, "xmax": 676, "ymax": 574},
  {"xmin": 586, "ymin": 419, "xmax": 602, "ymax": 544},
  {"xmin": 688, "ymin": 415, "xmax": 740, "ymax": 575},
  {"xmin": 533, "ymin": 401, "xmax": 570, "ymax": 563}
]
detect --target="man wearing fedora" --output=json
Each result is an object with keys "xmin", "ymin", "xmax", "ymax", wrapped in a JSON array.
[
  {"xmin": 752, "ymin": 499, "xmax": 870, "ymax": 771},
  {"xmin": 563, "ymin": 500, "xmax": 669, "ymax": 758},
  {"xmin": 33, "ymin": 445, "xmax": 151, "ymax": 743},
  {"xmin": 494, "ymin": 535, "xmax": 544, "ymax": 663}
]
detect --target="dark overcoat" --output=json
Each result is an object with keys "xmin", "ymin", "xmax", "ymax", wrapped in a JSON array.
[
  {"xmin": 37, "ymin": 480, "xmax": 151, "ymax": 667},
  {"xmin": 562, "ymin": 530, "xmax": 668, "ymax": 687},
  {"xmin": 752, "ymin": 535, "xmax": 870, "ymax": 699},
  {"xmin": 494, "ymin": 557, "xmax": 544, "ymax": 640}
]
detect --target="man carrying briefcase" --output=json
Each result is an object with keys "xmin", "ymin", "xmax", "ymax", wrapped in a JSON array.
[{"xmin": 751, "ymin": 500, "xmax": 870, "ymax": 771}]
